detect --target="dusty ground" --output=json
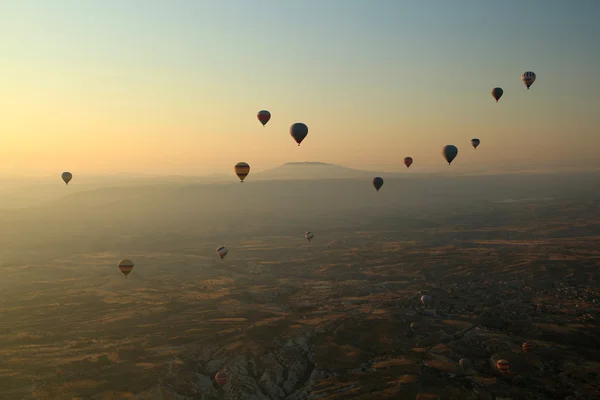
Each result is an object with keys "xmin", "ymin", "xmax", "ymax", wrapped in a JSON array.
[{"xmin": 1, "ymin": 198, "xmax": 600, "ymax": 399}]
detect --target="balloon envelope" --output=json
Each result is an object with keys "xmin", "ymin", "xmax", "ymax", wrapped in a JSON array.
[
  {"xmin": 496, "ymin": 359, "xmax": 510, "ymax": 374},
  {"xmin": 117, "ymin": 259, "xmax": 134, "ymax": 278},
  {"xmin": 442, "ymin": 145, "xmax": 458, "ymax": 165},
  {"xmin": 216, "ymin": 246, "xmax": 228, "ymax": 259},
  {"xmin": 215, "ymin": 371, "xmax": 227, "ymax": 385},
  {"xmin": 521, "ymin": 71, "xmax": 536, "ymax": 89},
  {"xmin": 372, "ymin": 177, "xmax": 384, "ymax": 191},
  {"xmin": 491, "ymin": 87, "xmax": 503, "ymax": 102},
  {"xmin": 305, "ymin": 231, "xmax": 314, "ymax": 243},
  {"xmin": 257, "ymin": 110, "xmax": 271, "ymax": 126},
  {"xmin": 471, "ymin": 138, "xmax": 480, "ymax": 149},
  {"xmin": 61, "ymin": 172, "xmax": 72, "ymax": 185},
  {"xmin": 404, "ymin": 157, "xmax": 413, "ymax": 168},
  {"xmin": 522, "ymin": 341, "xmax": 535, "ymax": 353},
  {"xmin": 420, "ymin": 295, "xmax": 432, "ymax": 305},
  {"xmin": 290, "ymin": 123, "xmax": 308, "ymax": 146},
  {"xmin": 234, "ymin": 162, "xmax": 250, "ymax": 182}
]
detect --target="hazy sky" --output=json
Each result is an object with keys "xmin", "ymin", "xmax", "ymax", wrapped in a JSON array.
[{"xmin": 2, "ymin": 0, "xmax": 599, "ymax": 176}]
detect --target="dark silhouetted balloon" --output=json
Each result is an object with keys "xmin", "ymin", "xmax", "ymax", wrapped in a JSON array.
[
  {"xmin": 491, "ymin": 87, "xmax": 503, "ymax": 102},
  {"xmin": 257, "ymin": 110, "xmax": 271, "ymax": 126},
  {"xmin": 372, "ymin": 177, "xmax": 384, "ymax": 191},
  {"xmin": 290, "ymin": 123, "xmax": 308, "ymax": 146},
  {"xmin": 471, "ymin": 138, "xmax": 480, "ymax": 149},
  {"xmin": 404, "ymin": 157, "xmax": 413, "ymax": 168},
  {"xmin": 62, "ymin": 172, "xmax": 73, "ymax": 185},
  {"xmin": 442, "ymin": 145, "xmax": 458, "ymax": 165}
]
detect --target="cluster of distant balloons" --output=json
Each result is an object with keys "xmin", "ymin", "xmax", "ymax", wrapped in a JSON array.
[
  {"xmin": 417, "ymin": 294, "xmax": 538, "ymax": 376},
  {"xmin": 60, "ymin": 71, "xmax": 537, "ymax": 280},
  {"xmin": 61, "ymin": 71, "xmax": 537, "ymax": 385}
]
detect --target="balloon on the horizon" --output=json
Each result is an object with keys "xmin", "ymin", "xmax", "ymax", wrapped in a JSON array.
[
  {"xmin": 521, "ymin": 71, "xmax": 536, "ymax": 90},
  {"xmin": 372, "ymin": 177, "xmax": 384, "ymax": 192},
  {"xmin": 471, "ymin": 138, "xmax": 480, "ymax": 149},
  {"xmin": 290, "ymin": 123, "xmax": 308, "ymax": 146},
  {"xmin": 117, "ymin": 259, "xmax": 134, "ymax": 278},
  {"xmin": 257, "ymin": 110, "xmax": 271, "ymax": 126},
  {"xmin": 404, "ymin": 157, "xmax": 413, "ymax": 168},
  {"xmin": 61, "ymin": 172, "xmax": 72, "ymax": 185},
  {"xmin": 442, "ymin": 145, "xmax": 458, "ymax": 165},
  {"xmin": 491, "ymin": 87, "xmax": 503, "ymax": 102},
  {"xmin": 305, "ymin": 231, "xmax": 314, "ymax": 243},
  {"xmin": 216, "ymin": 246, "xmax": 228, "ymax": 260},
  {"xmin": 234, "ymin": 162, "xmax": 250, "ymax": 182}
]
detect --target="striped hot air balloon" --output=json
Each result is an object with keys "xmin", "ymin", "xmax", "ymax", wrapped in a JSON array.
[
  {"xmin": 521, "ymin": 71, "xmax": 536, "ymax": 89},
  {"xmin": 496, "ymin": 359, "xmax": 510, "ymax": 374},
  {"xmin": 215, "ymin": 371, "xmax": 227, "ymax": 386},
  {"xmin": 216, "ymin": 246, "xmax": 228, "ymax": 260},
  {"xmin": 117, "ymin": 259, "xmax": 134, "ymax": 278},
  {"xmin": 522, "ymin": 341, "xmax": 535, "ymax": 353},
  {"xmin": 234, "ymin": 162, "xmax": 250, "ymax": 182},
  {"xmin": 257, "ymin": 110, "xmax": 271, "ymax": 126},
  {"xmin": 491, "ymin": 87, "xmax": 503, "ymax": 102}
]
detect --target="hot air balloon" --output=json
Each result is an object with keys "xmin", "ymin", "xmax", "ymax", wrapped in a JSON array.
[
  {"xmin": 290, "ymin": 123, "xmax": 308, "ymax": 146},
  {"xmin": 216, "ymin": 246, "xmax": 228, "ymax": 260},
  {"xmin": 62, "ymin": 172, "xmax": 72, "ymax": 185},
  {"xmin": 404, "ymin": 157, "xmax": 413, "ymax": 168},
  {"xmin": 305, "ymin": 231, "xmax": 314, "ymax": 243},
  {"xmin": 522, "ymin": 341, "xmax": 535, "ymax": 353},
  {"xmin": 215, "ymin": 371, "xmax": 227, "ymax": 386},
  {"xmin": 496, "ymin": 359, "xmax": 510, "ymax": 374},
  {"xmin": 491, "ymin": 87, "xmax": 503, "ymax": 102},
  {"xmin": 471, "ymin": 138, "xmax": 480, "ymax": 149},
  {"xmin": 257, "ymin": 110, "xmax": 271, "ymax": 126},
  {"xmin": 442, "ymin": 145, "xmax": 458, "ymax": 165},
  {"xmin": 372, "ymin": 177, "xmax": 384, "ymax": 192},
  {"xmin": 420, "ymin": 295, "xmax": 433, "ymax": 307},
  {"xmin": 409, "ymin": 322, "xmax": 420, "ymax": 332},
  {"xmin": 521, "ymin": 71, "xmax": 536, "ymax": 90},
  {"xmin": 459, "ymin": 358, "xmax": 472, "ymax": 372},
  {"xmin": 234, "ymin": 162, "xmax": 250, "ymax": 182},
  {"xmin": 117, "ymin": 259, "xmax": 134, "ymax": 278}
]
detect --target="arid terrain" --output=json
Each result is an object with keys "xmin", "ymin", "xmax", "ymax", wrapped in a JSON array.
[{"xmin": 2, "ymin": 173, "xmax": 600, "ymax": 399}]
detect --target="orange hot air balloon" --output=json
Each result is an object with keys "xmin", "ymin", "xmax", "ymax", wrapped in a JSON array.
[
  {"xmin": 522, "ymin": 341, "xmax": 535, "ymax": 353},
  {"xmin": 496, "ymin": 359, "xmax": 510, "ymax": 374},
  {"xmin": 257, "ymin": 110, "xmax": 271, "ymax": 127},
  {"xmin": 215, "ymin": 371, "xmax": 227, "ymax": 386},
  {"xmin": 234, "ymin": 162, "xmax": 250, "ymax": 182},
  {"xmin": 404, "ymin": 157, "xmax": 413, "ymax": 168}
]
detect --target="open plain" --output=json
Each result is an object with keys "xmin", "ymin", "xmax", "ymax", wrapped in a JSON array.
[{"xmin": 1, "ymin": 172, "xmax": 600, "ymax": 399}]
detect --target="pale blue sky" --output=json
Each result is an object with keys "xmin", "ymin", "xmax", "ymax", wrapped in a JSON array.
[{"xmin": 1, "ymin": 0, "xmax": 599, "ymax": 175}]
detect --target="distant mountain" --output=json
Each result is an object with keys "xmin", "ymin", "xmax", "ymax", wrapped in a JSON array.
[{"xmin": 253, "ymin": 161, "xmax": 402, "ymax": 180}]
